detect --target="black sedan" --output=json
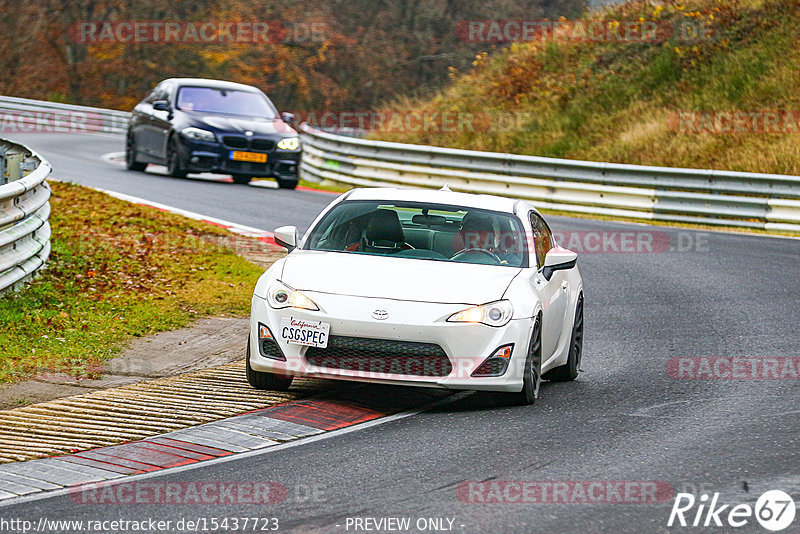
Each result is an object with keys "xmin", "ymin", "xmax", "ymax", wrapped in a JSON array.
[{"xmin": 126, "ymin": 78, "xmax": 301, "ymax": 188}]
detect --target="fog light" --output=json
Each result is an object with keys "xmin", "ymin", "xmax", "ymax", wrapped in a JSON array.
[
  {"xmin": 277, "ymin": 137, "xmax": 300, "ymax": 150},
  {"xmin": 472, "ymin": 344, "xmax": 514, "ymax": 377},
  {"xmin": 190, "ymin": 156, "xmax": 199, "ymax": 163},
  {"xmin": 257, "ymin": 323, "xmax": 285, "ymax": 360},
  {"xmin": 493, "ymin": 345, "xmax": 512, "ymax": 359},
  {"xmin": 259, "ymin": 323, "xmax": 273, "ymax": 339}
]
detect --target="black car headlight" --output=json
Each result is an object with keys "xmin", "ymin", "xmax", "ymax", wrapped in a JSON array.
[{"xmin": 180, "ymin": 127, "xmax": 216, "ymax": 143}]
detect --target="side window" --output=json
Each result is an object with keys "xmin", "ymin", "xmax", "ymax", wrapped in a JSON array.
[{"xmin": 529, "ymin": 211, "xmax": 553, "ymax": 269}]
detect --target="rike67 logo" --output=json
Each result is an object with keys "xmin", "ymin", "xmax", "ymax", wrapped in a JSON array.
[{"xmin": 668, "ymin": 490, "xmax": 796, "ymax": 531}]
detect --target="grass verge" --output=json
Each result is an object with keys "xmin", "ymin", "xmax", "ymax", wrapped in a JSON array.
[
  {"xmin": 0, "ymin": 182, "xmax": 265, "ymax": 383},
  {"xmin": 372, "ymin": 0, "xmax": 800, "ymax": 175}
]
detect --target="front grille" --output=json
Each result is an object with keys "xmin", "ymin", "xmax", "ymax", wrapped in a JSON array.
[
  {"xmin": 222, "ymin": 136, "xmax": 276, "ymax": 152},
  {"xmin": 251, "ymin": 139, "xmax": 275, "ymax": 151},
  {"xmin": 306, "ymin": 336, "xmax": 452, "ymax": 377},
  {"xmin": 222, "ymin": 136, "xmax": 248, "ymax": 148},
  {"xmin": 224, "ymin": 161, "xmax": 270, "ymax": 173}
]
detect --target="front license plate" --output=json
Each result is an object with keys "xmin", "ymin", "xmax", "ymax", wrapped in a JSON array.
[
  {"xmin": 229, "ymin": 150, "xmax": 267, "ymax": 163},
  {"xmin": 280, "ymin": 317, "xmax": 330, "ymax": 348}
]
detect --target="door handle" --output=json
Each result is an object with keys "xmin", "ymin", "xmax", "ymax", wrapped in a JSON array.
[{"xmin": 561, "ymin": 280, "xmax": 568, "ymax": 290}]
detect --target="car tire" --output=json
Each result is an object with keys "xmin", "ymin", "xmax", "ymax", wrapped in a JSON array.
[
  {"xmin": 166, "ymin": 136, "xmax": 188, "ymax": 178},
  {"xmin": 276, "ymin": 178, "xmax": 298, "ymax": 190},
  {"xmin": 246, "ymin": 339, "xmax": 293, "ymax": 391},
  {"xmin": 125, "ymin": 136, "xmax": 147, "ymax": 172},
  {"xmin": 232, "ymin": 175, "xmax": 252, "ymax": 185},
  {"xmin": 543, "ymin": 293, "xmax": 583, "ymax": 382},
  {"xmin": 509, "ymin": 315, "xmax": 542, "ymax": 406}
]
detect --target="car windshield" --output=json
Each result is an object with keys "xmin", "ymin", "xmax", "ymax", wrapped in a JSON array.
[
  {"xmin": 176, "ymin": 86, "xmax": 277, "ymax": 118},
  {"xmin": 305, "ymin": 200, "xmax": 527, "ymax": 267}
]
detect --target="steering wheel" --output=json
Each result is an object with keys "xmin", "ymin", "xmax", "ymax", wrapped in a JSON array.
[{"xmin": 451, "ymin": 248, "xmax": 502, "ymax": 263}]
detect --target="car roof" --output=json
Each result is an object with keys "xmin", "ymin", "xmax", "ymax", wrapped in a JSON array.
[
  {"xmin": 344, "ymin": 187, "xmax": 520, "ymax": 214},
  {"xmin": 160, "ymin": 78, "xmax": 262, "ymax": 93}
]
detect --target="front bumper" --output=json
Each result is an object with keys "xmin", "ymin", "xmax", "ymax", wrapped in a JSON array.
[
  {"xmin": 249, "ymin": 292, "xmax": 533, "ymax": 393},
  {"xmin": 177, "ymin": 136, "xmax": 300, "ymax": 178}
]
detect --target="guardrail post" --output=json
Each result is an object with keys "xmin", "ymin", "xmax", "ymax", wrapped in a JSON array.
[{"xmin": 0, "ymin": 145, "xmax": 6, "ymax": 186}]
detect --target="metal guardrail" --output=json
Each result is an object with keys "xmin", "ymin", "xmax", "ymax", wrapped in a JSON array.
[
  {"xmin": 0, "ymin": 139, "xmax": 52, "ymax": 295},
  {"xmin": 300, "ymin": 125, "xmax": 800, "ymax": 233},
  {"xmin": 2, "ymin": 96, "xmax": 798, "ymax": 233},
  {"xmin": 0, "ymin": 96, "xmax": 129, "ymax": 135}
]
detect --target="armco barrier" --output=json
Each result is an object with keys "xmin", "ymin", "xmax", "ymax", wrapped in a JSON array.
[
  {"xmin": 299, "ymin": 124, "xmax": 800, "ymax": 233},
  {"xmin": 0, "ymin": 139, "xmax": 52, "ymax": 294},
  {"xmin": 0, "ymin": 95, "xmax": 129, "ymax": 135},
  {"xmin": 2, "ymin": 95, "xmax": 799, "ymax": 233}
]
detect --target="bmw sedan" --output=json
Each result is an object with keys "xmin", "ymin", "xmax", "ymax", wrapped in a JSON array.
[
  {"xmin": 248, "ymin": 187, "xmax": 584, "ymax": 405},
  {"xmin": 126, "ymin": 78, "xmax": 301, "ymax": 188}
]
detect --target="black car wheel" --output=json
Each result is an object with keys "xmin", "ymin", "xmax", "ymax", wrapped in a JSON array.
[
  {"xmin": 232, "ymin": 175, "xmax": 252, "ymax": 185},
  {"xmin": 276, "ymin": 178, "xmax": 298, "ymax": 190},
  {"xmin": 509, "ymin": 315, "xmax": 542, "ymax": 406},
  {"xmin": 246, "ymin": 339, "xmax": 293, "ymax": 391},
  {"xmin": 125, "ymin": 136, "xmax": 147, "ymax": 171},
  {"xmin": 543, "ymin": 294, "xmax": 584, "ymax": 382},
  {"xmin": 166, "ymin": 136, "xmax": 188, "ymax": 178}
]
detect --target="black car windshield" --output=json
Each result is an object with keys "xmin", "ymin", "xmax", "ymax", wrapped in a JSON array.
[
  {"xmin": 305, "ymin": 200, "xmax": 528, "ymax": 267},
  {"xmin": 176, "ymin": 86, "xmax": 277, "ymax": 118}
]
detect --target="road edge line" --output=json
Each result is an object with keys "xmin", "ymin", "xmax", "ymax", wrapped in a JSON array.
[{"xmin": 0, "ymin": 391, "xmax": 471, "ymax": 508}]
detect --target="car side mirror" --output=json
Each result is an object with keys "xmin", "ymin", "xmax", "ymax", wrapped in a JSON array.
[
  {"xmin": 542, "ymin": 248, "xmax": 577, "ymax": 281},
  {"xmin": 281, "ymin": 112, "xmax": 296, "ymax": 125},
  {"xmin": 152, "ymin": 100, "xmax": 171, "ymax": 112},
  {"xmin": 274, "ymin": 225, "xmax": 299, "ymax": 251}
]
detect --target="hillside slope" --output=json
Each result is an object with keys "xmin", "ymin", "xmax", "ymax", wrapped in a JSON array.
[{"xmin": 374, "ymin": 0, "xmax": 800, "ymax": 175}]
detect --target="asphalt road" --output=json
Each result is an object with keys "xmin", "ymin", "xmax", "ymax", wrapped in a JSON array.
[
  {"xmin": 10, "ymin": 132, "xmax": 334, "ymax": 233},
  {"xmin": 3, "ymin": 132, "xmax": 800, "ymax": 533}
]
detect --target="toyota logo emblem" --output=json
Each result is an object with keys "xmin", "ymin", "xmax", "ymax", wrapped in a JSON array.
[{"xmin": 371, "ymin": 309, "xmax": 389, "ymax": 320}]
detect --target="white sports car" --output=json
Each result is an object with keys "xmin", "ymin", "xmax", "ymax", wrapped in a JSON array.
[{"xmin": 248, "ymin": 187, "xmax": 583, "ymax": 405}]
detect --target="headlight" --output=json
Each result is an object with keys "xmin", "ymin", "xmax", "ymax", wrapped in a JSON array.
[
  {"xmin": 447, "ymin": 300, "xmax": 513, "ymax": 327},
  {"xmin": 267, "ymin": 280, "xmax": 319, "ymax": 311},
  {"xmin": 180, "ymin": 127, "xmax": 216, "ymax": 143},
  {"xmin": 276, "ymin": 137, "xmax": 300, "ymax": 150}
]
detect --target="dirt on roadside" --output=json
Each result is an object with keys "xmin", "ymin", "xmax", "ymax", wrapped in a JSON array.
[
  {"xmin": 0, "ymin": 316, "xmax": 250, "ymax": 410},
  {"xmin": 0, "ymin": 248, "xmax": 287, "ymax": 411}
]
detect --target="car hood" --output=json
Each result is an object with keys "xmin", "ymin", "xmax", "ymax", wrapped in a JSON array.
[
  {"xmin": 280, "ymin": 251, "xmax": 521, "ymax": 305},
  {"xmin": 184, "ymin": 112, "xmax": 296, "ymax": 136}
]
